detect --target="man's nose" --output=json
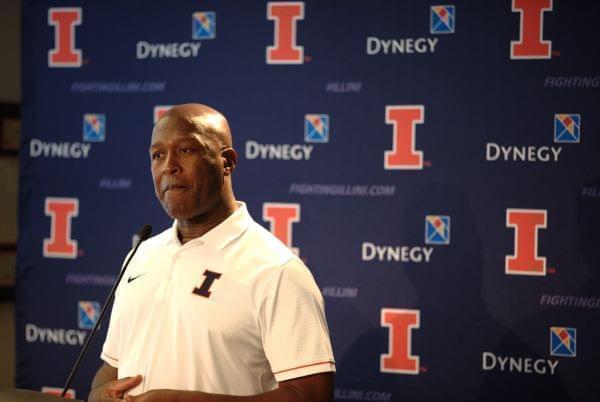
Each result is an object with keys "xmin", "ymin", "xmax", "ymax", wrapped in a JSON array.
[{"xmin": 162, "ymin": 152, "xmax": 181, "ymax": 174}]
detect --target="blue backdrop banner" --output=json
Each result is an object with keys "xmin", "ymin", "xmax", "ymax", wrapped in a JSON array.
[{"xmin": 18, "ymin": 1, "xmax": 600, "ymax": 401}]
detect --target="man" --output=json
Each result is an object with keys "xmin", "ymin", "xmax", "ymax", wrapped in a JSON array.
[{"xmin": 89, "ymin": 104, "xmax": 335, "ymax": 402}]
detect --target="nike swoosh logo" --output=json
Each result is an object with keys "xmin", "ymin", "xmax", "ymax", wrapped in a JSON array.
[{"xmin": 127, "ymin": 273, "xmax": 147, "ymax": 283}]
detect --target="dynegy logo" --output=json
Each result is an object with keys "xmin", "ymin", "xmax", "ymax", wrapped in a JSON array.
[
  {"xmin": 30, "ymin": 113, "xmax": 105, "ymax": 159},
  {"xmin": 550, "ymin": 327, "xmax": 576, "ymax": 357},
  {"xmin": 30, "ymin": 139, "xmax": 91, "ymax": 159},
  {"xmin": 554, "ymin": 114, "xmax": 580, "ymax": 143},
  {"xmin": 246, "ymin": 113, "xmax": 330, "ymax": 160},
  {"xmin": 363, "ymin": 214, "xmax": 437, "ymax": 264},
  {"xmin": 137, "ymin": 42, "xmax": 201, "ymax": 59},
  {"xmin": 367, "ymin": 37, "xmax": 438, "ymax": 55},
  {"xmin": 83, "ymin": 114, "xmax": 106, "ymax": 142},
  {"xmin": 425, "ymin": 215, "xmax": 450, "ymax": 245},
  {"xmin": 78, "ymin": 301, "xmax": 100, "ymax": 329},
  {"xmin": 137, "ymin": 11, "xmax": 214, "ymax": 59},
  {"xmin": 484, "ymin": 325, "xmax": 565, "ymax": 375},
  {"xmin": 482, "ymin": 352, "xmax": 558, "ymax": 375},
  {"xmin": 367, "ymin": 5, "xmax": 454, "ymax": 55},
  {"xmin": 245, "ymin": 142, "xmax": 313, "ymax": 160},
  {"xmin": 485, "ymin": 114, "xmax": 576, "ymax": 163},
  {"xmin": 362, "ymin": 243, "xmax": 433, "ymax": 263},
  {"xmin": 430, "ymin": 6, "xmax": 455, "ymax": 34},
  {"xmin": 25, "ymin": 323, "xmax": 87, "ymax": 346}
]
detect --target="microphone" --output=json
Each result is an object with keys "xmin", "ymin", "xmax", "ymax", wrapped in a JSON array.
[{"xmin": 61, "ymin": 225, "xmax": 152, "ymax": 398}]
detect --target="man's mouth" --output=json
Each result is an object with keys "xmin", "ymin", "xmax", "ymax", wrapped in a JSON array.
[{"xmin": 164, "ymin": 184, "xmax": 187, "ymax": 192}]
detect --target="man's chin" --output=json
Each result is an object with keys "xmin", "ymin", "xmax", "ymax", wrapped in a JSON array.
[
  {"xmin": 161, "ymin": 199, "xmax": 221, "ymax": 222},
  {"xmin": 163, "ymin": 204, "xmax": 195, "ymax": 221}
]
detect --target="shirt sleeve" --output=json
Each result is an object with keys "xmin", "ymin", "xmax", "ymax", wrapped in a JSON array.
[{"xmin": 259, "ymin": 257, "xmax": 336, "ymax": 382}]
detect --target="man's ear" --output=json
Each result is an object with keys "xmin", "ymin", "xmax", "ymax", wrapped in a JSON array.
[{"xmin": 222, "ymin": 148, "xmax": 237, "ymax": 175}]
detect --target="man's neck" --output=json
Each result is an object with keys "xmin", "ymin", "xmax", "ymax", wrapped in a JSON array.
[{"xmin": 176, "ymin": 199, "xmax": 238, "ymax": 244}]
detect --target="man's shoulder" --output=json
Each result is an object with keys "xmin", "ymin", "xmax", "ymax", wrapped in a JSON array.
[
  {"xmin": 234, "ymin": 219, "xmax": 313, "ymax": 296},
  {"xmin": 223, "ymin": 216, "xmax": 301, "ymax": 274},
  {"xmin": 244, "ymin": 219, "xmax": 296, "ymax": 259}
]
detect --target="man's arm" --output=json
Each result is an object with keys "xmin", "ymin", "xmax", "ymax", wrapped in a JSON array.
[
  {"xmin": 124, "ymin": 372, "xmax": 333, "ymax": 402},
  {"xmin": 89, "ymin": 363, "xmax": 142, "ymax": 402}
]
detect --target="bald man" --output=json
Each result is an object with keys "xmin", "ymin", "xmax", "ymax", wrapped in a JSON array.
[{"xmin": 89, "ymin": 104, "xmax": 335, "ymax": 402}]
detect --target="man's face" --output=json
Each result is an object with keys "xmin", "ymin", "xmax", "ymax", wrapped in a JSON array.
[{"xmin": 150, "ymin": 116, "xmax": 223, "ymax": 220}]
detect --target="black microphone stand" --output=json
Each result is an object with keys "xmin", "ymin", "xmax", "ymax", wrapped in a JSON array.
[{"xmin": 60, "ymin": 225, "xmax": 152, "ymax": 397}]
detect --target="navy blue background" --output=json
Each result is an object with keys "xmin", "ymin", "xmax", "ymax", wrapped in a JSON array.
[{"xmin": 18, "ymin": 1, "xmax": 600, "ymax": 401}]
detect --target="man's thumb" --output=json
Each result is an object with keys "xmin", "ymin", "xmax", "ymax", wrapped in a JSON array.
[{"xmin": 112, "ymin": 375, "xmax": 142, "ymax": 391}]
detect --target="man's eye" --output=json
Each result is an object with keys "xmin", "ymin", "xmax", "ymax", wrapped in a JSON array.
[
  {"xmin": 152, "ymin": 152, "xmax": 164, "ymax": 160},
  {"xmin": 180, "ymin": 147, "xmax": 195, "ymax": 154}
]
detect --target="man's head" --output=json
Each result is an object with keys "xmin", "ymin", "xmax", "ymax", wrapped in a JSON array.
[{"xmin": 150, "ymin": 103, "xmax": 237, "ymax": 221}]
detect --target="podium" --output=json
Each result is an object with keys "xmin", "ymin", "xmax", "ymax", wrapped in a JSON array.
[{"xmin": 0, "ymin": 389, "xmax": 83, "ymax": 402}]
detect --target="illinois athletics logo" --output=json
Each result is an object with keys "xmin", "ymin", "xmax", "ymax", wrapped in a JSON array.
[
  {"xmin": 48, "ymin": 7, "xmax": 82, "ymax": 67},
  {"xmin": 384, "ymin": 105, "xmax": 425, "ymax": 170},
  {"xmin": 505, "ymin": 208, "xmax": 547, "ymax": 276},
  {"xmin": 510, "ymin": 0, "xmax": 553, "ymax": 60},
  {"xmin": 430, "ymin": 5, "xmax": 455, "ymax": 34},
  {"xmin": 83, "ymin": 114, "xmax": 106, "ymax": 142},
  {"xmin": 380, "ymin": 308, "xmax": 420, "ymax": 374},
  {"xmin": 550, "ymin": 327, "xmax": 576, "ymax": 357},
  {"xmin": 305, "ymin": 114, "xmax": 329, "ymax": 143},
  {"xmin": 153, "ymin": 105, "xmax": 173, "ymax": 124},
  {"xmin": 192, "ymin": 12, "xmax": 216, "ymax": 40},
  {"xmin": 554, "ymin": 114, "xmax": 580, "ymax": 143},
  {"xmin": 192, "ymin": 270, "xmax": 222, "ymax": 298},
  {"xmin": 263, "ymin": 202, "xmax": 300, "ymax": 255},
  {"xmin": 425, "ymin": 215, "xmax": 450, "ymax": 245},
  {"xmin": 43, "ymin": 197, "xmax": 79, "ymax": 259},
  {"xmin": 77, "ymin": 301, "xmax": 100, "ymax": 330},
  {"xmin": 266, "ymin": 2, "xmax": 304, "ymax": 64}
]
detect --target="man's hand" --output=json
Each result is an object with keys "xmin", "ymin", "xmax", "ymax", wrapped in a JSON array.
[
  {"xmin": 89, "ymin": 363, "xmax": 143, "ymax": 402},
  {"xmin": 124, "ymin": 389, "xmax": 191, "ymax": 402},
  {"xmin": 89, "ymin": 375, "xmax": 142, "ymax": 401},
  {"xmin": 89, "ymin": 363, "xmax": 332, "ymax": 402},
  {"xmin": 120, "ymin": 372, "xmax": 333, "ymax": 402}
]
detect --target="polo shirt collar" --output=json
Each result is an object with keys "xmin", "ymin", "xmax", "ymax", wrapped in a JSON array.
[{"xmin": 170, "ymin": 202, "xmax": 251, "ymax": 250}]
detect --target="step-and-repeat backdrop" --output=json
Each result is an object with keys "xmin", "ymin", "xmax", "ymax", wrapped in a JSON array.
[{"xmin": 17, "ymin": 1, "xmax": 600, "ymax": 401}]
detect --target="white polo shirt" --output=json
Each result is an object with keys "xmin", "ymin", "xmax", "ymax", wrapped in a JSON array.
[{"xmin": 101, "ymin": 202, "xmax": 335, "ymax": 396}]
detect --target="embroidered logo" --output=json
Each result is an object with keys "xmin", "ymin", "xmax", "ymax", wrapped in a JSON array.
[
  {"xmin": 192, "ymin": 269, "xmax": 222, "ymax": 298},
  {"xmin": 127, "ymin": 273, "xmax": 147, "ymax": 284}
]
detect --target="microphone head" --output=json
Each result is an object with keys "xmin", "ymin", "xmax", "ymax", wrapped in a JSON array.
[{"xmin": 137, "ymin": 224, "xmax": 153, "ymax": 241}]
